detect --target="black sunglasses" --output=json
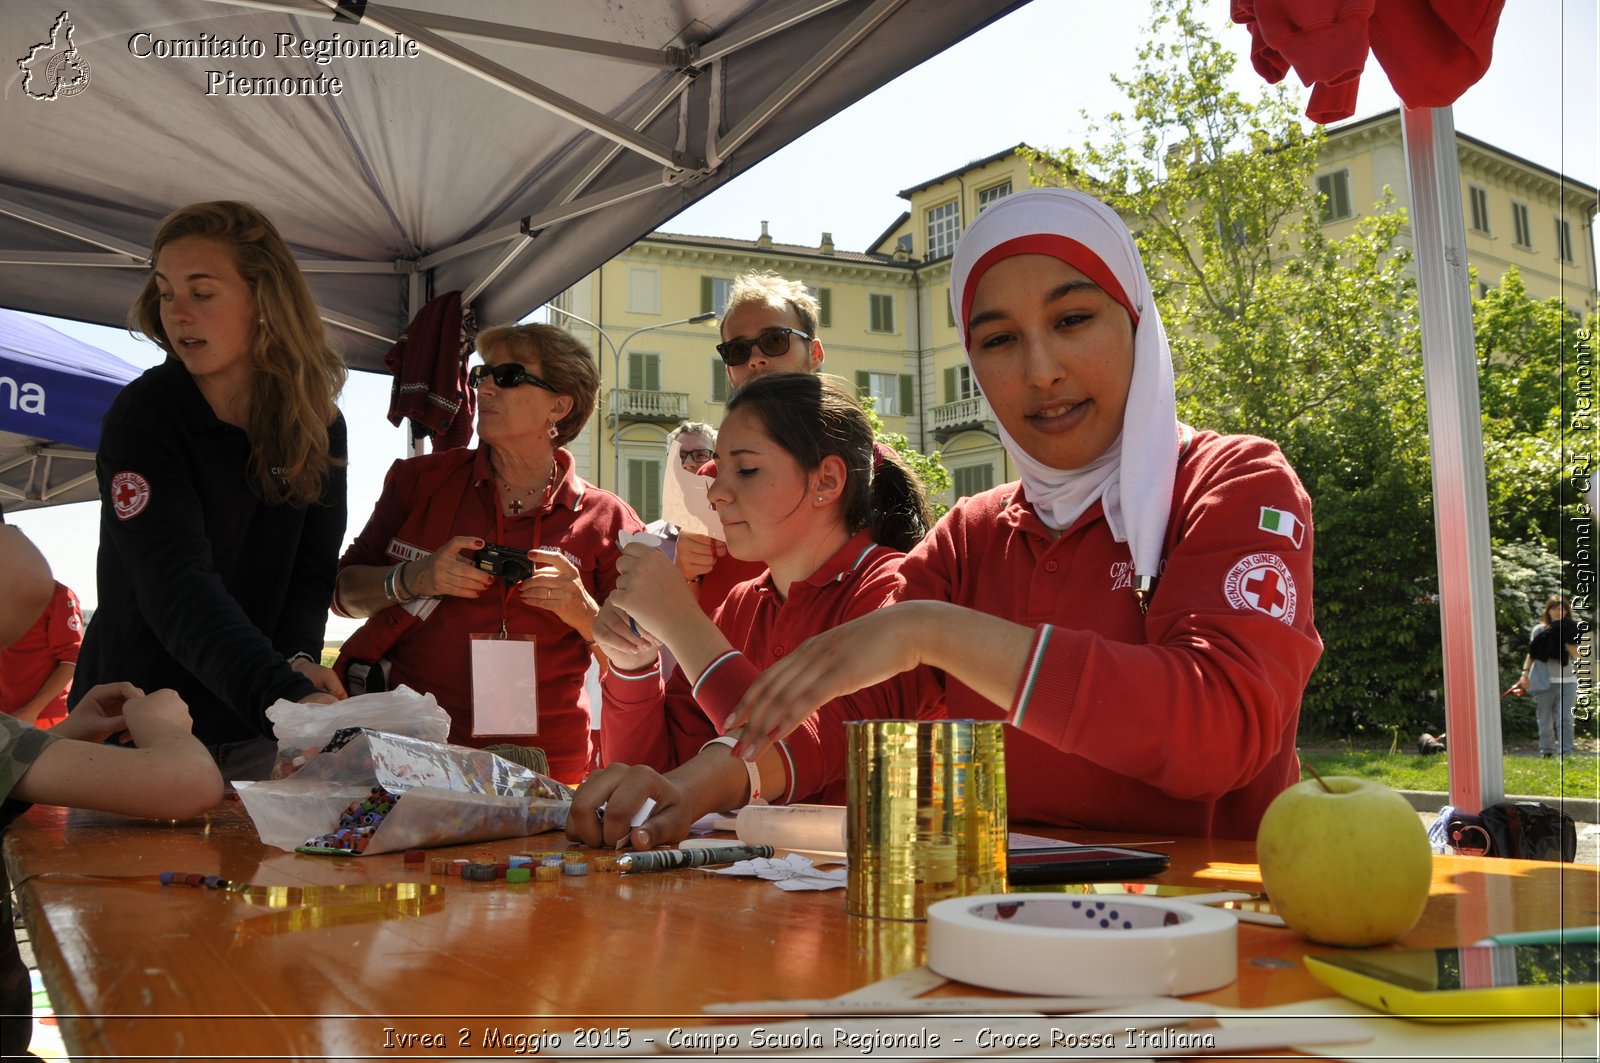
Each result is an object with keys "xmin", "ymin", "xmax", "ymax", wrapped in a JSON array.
[
  {"xmin": 468, "ymin": 362, "xmax": 558, "ymax": 393},
  {"xmin": 715, "ymin": 326, "xmax": 810, "ymax": 367},
  {"xmin": 679, "ymin": 447, "xmax": 714, "ymax": 467}
]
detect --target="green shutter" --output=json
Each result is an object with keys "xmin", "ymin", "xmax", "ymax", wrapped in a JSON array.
[
  {"xmin": 818, "ymin": 287, "xmax": 832, "ymax": 328},
  {"xmin": 700, "ymin": 276, "xmax": 714, "ymax": 314},
  {"xmin": 628, "ymin": 459, "xmax": 663, "ymax": 522},
  {"xmin": 855, "ymin": 371, "xmax": 870, "ymax": 401},
  {"xmin": 711, "ymin": 360, "xmax": 730, "ymax": 403},
  {"xmin": 627, "ymin": 352, "xmax": 645, "ymax": 390},
  {"xmin": 944, "ymin": 366, "xmax": 957, "ymax": 403},
  {"xmin": 646, "ymin": 354, "xmax": 660, "ymax": 392},
  {"xmin": 899, "ymin": 374, "xmax": 914, "ymax": 418},
  {"xmin": 643, "ymin": 461, "xmax": 662, "ymax": 523}
]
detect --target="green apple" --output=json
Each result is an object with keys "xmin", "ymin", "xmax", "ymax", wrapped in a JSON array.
[{"xmin": 1256, "ymin": 775, "xmax": 1433, "ymax": 947}]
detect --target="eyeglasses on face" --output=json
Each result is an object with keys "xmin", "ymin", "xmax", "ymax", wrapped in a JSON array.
[
  {"xmin": 679, "ymin": 447, "xmax": 714, "ymax": 468},
  {"xmin": 468, "ymin": 362, "xmax": 558, "ymax": 393},
  {"xmin": 715, "ymin": 326, "xmax": 810, "ymax": 367}
]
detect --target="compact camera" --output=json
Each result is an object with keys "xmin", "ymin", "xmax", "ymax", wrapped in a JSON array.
[{"xmin": 474, "ymin": 543, "xmax": 534, "ymax": 584}]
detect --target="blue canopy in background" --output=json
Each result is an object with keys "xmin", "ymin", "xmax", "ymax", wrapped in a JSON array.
[{"xmin": 0, "ymin": 309, "xmax": 141, "ymax": 512}]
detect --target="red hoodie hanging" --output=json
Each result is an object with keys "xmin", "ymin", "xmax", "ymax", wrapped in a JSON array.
[{"xmin": 1231, "ymin": 0, "xmax": 1505, "ymax": 124}]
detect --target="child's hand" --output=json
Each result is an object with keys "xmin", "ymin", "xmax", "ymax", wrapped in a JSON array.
[
  {"xmin": 51, "ymin": 681, "xmax": 141, "ymax": 743},
  {"xmin": 121, "ymin": 689, "xmax": 199, "ymax": 746}
]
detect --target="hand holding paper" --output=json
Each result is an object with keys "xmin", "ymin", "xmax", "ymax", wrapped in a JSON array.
[{"xmin": 660, "ymin": 459, "xmax": 722, "ymax": 539}]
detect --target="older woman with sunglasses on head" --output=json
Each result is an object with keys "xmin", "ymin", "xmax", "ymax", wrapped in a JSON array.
[
  {"xmin": 725, "ymin": 189, "xmax": 1323, "ymax": 840},
  {"xmin": 334, "ymin": 323, "xmax": 644, "ymax": 782}
]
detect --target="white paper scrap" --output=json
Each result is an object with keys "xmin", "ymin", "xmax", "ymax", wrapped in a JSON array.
[
  {"xmin": 660, "ymin": 460, "xmax": 721, "ymax": 539},
  {"xmin": 708, "ymin": 852, "xmax": 847, "ymax": 891}
]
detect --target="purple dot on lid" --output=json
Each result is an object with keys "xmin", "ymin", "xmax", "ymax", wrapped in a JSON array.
[
  {"xmin": 1099, "ymin": 918, "xmax": 1110, "ymax": 927},
  {"xmin": 1070, "ymin": 900, "xmax": 1082, "ymax": 908},
  {"xmin": 1108, "ymin": 909, "xmax": 1119, "ymax": 919},
  {"xmin": 159, "ymin": 871, "xmax": 176, "ymax": 885},
  {"xmin": 1123, "ymin": 921, "xmax": 1134, "ymax": 929},
  {"xmin": 1093, "ymin": 901, "xmax": 1106, "ymax": 910}
]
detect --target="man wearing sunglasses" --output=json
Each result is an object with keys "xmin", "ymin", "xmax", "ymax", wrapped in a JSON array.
[{"xmin": 715, "ymin": 272, "xmax": 825, "ymax": 390}]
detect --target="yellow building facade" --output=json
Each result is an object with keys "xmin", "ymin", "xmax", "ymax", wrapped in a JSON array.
[{"xmin": 554, "ymin": 122, "xmax": 1598, "ymax": 519}]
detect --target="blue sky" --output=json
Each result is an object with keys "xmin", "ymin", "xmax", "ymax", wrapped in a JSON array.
[{"xmin": 10, "ymin": 0, "xmax": 1597, "ymax": 637}]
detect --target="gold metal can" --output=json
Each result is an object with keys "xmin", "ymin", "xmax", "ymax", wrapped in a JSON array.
[{"xmin": 845, "ymin": 719, "xmax": 1007, "ymax": 920}]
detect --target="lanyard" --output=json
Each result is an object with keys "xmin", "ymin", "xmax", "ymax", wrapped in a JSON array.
[{"xmin": 490, "ymin": 472, "xmax": 554, "ymax": 639}]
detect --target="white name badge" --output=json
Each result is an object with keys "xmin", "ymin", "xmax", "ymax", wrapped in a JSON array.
[{"xmin": 469, "ymin": 633, "xmax": 539, "ymax": 736}]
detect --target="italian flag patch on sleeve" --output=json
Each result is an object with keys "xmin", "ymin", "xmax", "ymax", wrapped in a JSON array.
[{"xmin": 1258, "ymin": 506, "xmax": 1304, "ymax": 548}]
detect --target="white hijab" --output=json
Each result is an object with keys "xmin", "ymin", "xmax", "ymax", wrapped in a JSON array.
[{"xmin": 948, "ymin": 188, "xmax": 1178, "ymax": 591}]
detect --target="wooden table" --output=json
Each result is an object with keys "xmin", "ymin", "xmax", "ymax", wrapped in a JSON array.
[{"xmin": 6, "ymin": 798, "xmax": 1598, "ymax": 1060}]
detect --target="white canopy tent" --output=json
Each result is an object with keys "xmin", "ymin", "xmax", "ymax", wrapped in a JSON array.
[{"xmin": 0, "ymin": 0, "xmax": 1025, "ymax": 372}]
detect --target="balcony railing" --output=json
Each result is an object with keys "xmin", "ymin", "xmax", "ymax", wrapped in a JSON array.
[
  {"xmin": 611, "ymin": 388, "xmax": 689, "ymax": 424},
  {"xmin": 929, "ymin": 395, "xmax": 994, "ymax": 440}
]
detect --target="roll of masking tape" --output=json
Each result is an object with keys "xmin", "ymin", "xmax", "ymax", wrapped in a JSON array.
[{"xmin": 926, "ymin": 894, "xmax": 1237, "ymax": 997}]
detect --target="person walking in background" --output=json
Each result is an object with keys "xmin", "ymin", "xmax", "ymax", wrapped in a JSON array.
[
  {"xmin": 69, "ymin": 201, "xmax": 349, "ymax": 782},
  {"xmin": 1513, "ymin": 594, "xmax": 1581, "ymax": 757}
]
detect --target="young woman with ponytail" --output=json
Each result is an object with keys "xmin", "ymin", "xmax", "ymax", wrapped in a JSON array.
[{"xmin": 574, "ymin": 372, "xmax": 938, "ymax": 843}]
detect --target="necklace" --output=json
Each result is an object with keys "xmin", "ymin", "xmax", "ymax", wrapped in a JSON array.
[{"xmin": 494, "ymin": 457, "xmax": 554, "ymax": 516}]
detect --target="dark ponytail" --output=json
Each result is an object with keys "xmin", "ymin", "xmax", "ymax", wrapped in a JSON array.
[
  {"xmin": 725, "ymin": 373, "xmax": 932, "ymax": 552},
  {"xmin": 866, "ymin": 442, "xmax": 933, "ymax": 552}
]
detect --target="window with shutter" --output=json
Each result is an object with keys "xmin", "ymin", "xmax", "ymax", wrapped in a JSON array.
[
  {"xmin": 711, "ymin": 360, "xmax": 730, "ymax": 403},
  {"xmin": 627, "ymin": 352, "xmax": 661, "ymax": 391},
  {"xmin": 943, "ymin": 366, "xmax": 957, "ymax": 403},
  {"xmin": 952, "ymin": 464, "xmax": 995, "ymax": 500},
  {"xmin": 1556, "ymin": 217, "xmax": 1574, "ymax": 263},
  {"xmin": 869, "ymin": 293, "xmax": 896, "ymax": 334},
  {"xmin": 863, "ymin": 371, "xmax": 900, "ymax": 416},
  {"xmin": 1512, "ymin": 202, "xmax": 1532, "ymax": 248},
  {"xmin": 1468, "ymin": 186, "xmax": 1490, "ymax": 234},
  {"xmin": 1316, "ymin": 170, "xmax": 1352, "ymax": 223},
  {"xmin": 627, "ymin": 458, "xmax": 663, "ymax": 523}
]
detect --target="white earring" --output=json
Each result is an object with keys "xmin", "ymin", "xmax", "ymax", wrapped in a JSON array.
[{"xmin": 548, "ymin": 422, "xmax": 559, "ymax": 439}]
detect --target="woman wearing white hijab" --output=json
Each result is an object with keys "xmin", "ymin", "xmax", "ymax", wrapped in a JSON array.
[{"xmin": 724, "ymin": 188, "xmax": 1323, "ymax": 840}]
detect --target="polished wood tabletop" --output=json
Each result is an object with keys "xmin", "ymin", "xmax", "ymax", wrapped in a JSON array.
[{"xmin": 6, "ymin": 797, "xmax": 1597, "ymax": 1060}]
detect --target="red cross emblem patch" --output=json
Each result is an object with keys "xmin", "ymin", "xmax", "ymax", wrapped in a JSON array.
[
  {"xmin": 1223, "ymin": 553, "xmax": 1297, "ymax": 623},
  {"xmin": 110, "ymin": 471, "xmax": 151, "ymax": 521}
]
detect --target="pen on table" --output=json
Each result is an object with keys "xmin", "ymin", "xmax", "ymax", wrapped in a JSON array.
[
  {"xmin": 1475, "ymin": 926, "xmax": 1600, "ymax": 947},
  {"xmin": 617, "ymin": 844, "xmax": 774, "ymax": 874}
]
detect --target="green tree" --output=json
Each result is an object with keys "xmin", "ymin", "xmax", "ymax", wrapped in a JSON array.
[
  {"xmin": 859, "ymin": 396, "xmax": 952, "ymax": 519},
  {"xmin": 1027, "ymin": 0, "xmax": 1440, "ymax": 735}
]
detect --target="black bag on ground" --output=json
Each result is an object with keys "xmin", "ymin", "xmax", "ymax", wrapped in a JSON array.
[{"xmin": 1447, "ymin": 801, "xmax": 1577, "ymax": 862}]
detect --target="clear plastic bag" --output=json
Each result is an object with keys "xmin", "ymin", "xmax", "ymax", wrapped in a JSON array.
[
  {"xmin": 235, "ymin": 730, "xmax": 573, "ymax": 854},
  {"xmin": 264, "ymin": 685, "xmax": 451, "ymax": 778}
]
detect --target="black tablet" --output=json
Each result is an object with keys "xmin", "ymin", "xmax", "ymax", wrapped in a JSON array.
[{"xmin": 1006, "ymin": 845, "xmax": 1171, "ymax": 884}]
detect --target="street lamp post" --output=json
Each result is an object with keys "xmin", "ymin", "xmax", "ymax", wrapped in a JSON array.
[{"xmin": 545, "ymin": 305, "xmax": 716, "ymax": 496}]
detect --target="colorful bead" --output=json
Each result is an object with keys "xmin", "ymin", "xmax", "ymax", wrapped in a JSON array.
[
  {"xmin": 561, "ymin": 862, "xmax": 589, "ymax": 877},
  {"xmin": 534, "ymin": 865, "xmax": 560, "ymax": 882},
  {"xmin": 403, "ymin": 849, "xmax": 426, "ymax": 865},
  {"xmin": 505, "ymin": 867, "xmax": 532, "ymax": 884}
]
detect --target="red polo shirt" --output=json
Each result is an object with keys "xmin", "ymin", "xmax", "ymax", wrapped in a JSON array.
[
  {"xmin": 601, "ymin": 530, "xmax": 942, "ymax": 802},
  {"xmin": 339, "ymin": 447, "xmax": 643, "ymax": 781},
  {"xmin": 0, "ymin": 581, "xmax": 83, "ymax": 725}
]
